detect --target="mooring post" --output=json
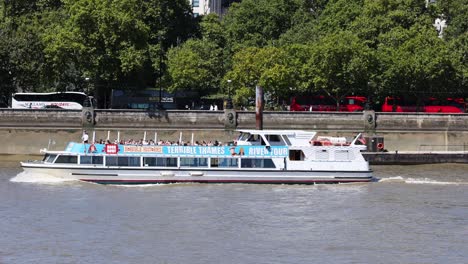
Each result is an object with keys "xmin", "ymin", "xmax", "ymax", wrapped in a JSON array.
[
  {"xmin": 81, "ymin": 96, "xmax": 95, "ymax": 128},
  {"xmin": 256, "ymin": 85, "xmax": 264, "ymax": 130}
]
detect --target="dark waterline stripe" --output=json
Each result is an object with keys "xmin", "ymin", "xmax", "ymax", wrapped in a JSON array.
[{"xmin": 80, "ymin": 178, "xmax": 373, "ymax": 185}]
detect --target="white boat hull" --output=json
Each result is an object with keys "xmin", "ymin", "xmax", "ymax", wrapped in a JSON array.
[{"xmin": 21, "ymin": 163, "xmax": 373, "ymax": 185}]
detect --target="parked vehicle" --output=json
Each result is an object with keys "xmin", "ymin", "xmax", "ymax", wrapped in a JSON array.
[
  {"xmin": 290, "ymin": 95, "xmax": 367, "ymax": 112},
  {"xmin": 11, "ymin": 92, "xmax": 95, "ymax": 110},
  {"xmin": 381, "ymin": 96, "xmax": 466, "ymax": 113}
]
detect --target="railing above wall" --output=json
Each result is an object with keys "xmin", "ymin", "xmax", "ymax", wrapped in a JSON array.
[{"xmin": 0, "ymin": 109, "xmax": 468, "ymax": 132}]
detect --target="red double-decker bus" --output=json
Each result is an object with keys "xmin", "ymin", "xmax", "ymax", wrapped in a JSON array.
[
  {"xmin": 290, "ymin": 95, "xmax": 367, "ymax": 112},
  {"xmin": 381, "ymin": 96, "xmax": 466, "ymax": 113}
]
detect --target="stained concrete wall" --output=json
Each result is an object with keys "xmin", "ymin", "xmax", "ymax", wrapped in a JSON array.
[{"xmin": 1, "ymin": 109, "xmax": 467, "ymax": 154}]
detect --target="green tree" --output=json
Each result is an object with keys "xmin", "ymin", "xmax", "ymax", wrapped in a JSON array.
[
  {"xmin": 223, "ymin": 0, "xmax": 302, "ymax": 52},
  {"xmin": 313, "ymin": 0, "xmax": 363, "ymax": 36},
  {"xmin": 377, "ymin": 25, "xmax": 461, "ymax": 98},
  {"xmin": 277, "ymin": 0, "xmax": 330, "ymax": 45},
  {"xmin": 437, "ymin": 0, "xmax": 468, "ymax": 39},
  {"xmin": 42, "ymin": 0, "xmax": 195, "ymax": 107},
  {"xmin": 448, "ymin": 33, "xmax": 467, "ymax": 91},
  {"xmin": 304, "ymin": 31, "xmax": 375, "ymax": 109},
  {"xmin": 225, "ymin": 46, "xmax": 297, "ymax": 106},
  {"xmin": 0, "ymin": 22, "xmax": 14, "ymax": 106},
  {"xmin": 200, "ymin": 13, "xmax": 226, "ymax": 48},
  {"xmin": 44, "ymin": 0, "xmax": 149, "ymax": 80},
  {"xmin": 0, "ymin": 1, "xmax": 65, "ymax": 94},
  {"xmin": 349, "ymin": 0, "xmax": 432, "ymax": 48},
  {"xmin": 166, "ymin": 14, "xmax": 227, "ymax": 98},
  {"xmin": 3, "ymin": 0, "xmax": 62, "ymax": 18},
  {"xmin": 166, "ymin": 39, "xmax": 224, "ymax": 97}
]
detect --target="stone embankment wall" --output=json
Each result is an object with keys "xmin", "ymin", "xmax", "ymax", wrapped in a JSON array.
[{"xmin": 1, "ymin": 109, "xmax": 468, "ymax": 155}]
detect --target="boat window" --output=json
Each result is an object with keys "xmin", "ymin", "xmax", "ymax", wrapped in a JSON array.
[
  {"xmin": 239, "ymin": 133, "xmax": 250, "ymax": 141},
  {"xmin": 335, "ymin": 150, "xmax": 349, "ymax": 161},
  {"xmin": 180, "ymin": 158, "xmax": 208, "ymax": 167},
  {"xmin": 143, "ymin": 157, "xmax": 177, "ymax": 167},
  {"xmin": 119, "ymin": 157, "xmax": 141, "ymax": 167},
  {"xmin": 93, "ymin": 156, "xmax": 103, "ymax": 164},
  {"xmin": 267, "ymin": 135, "xmax": 281, "ymax": 142},
  {"xmin": 211, "ymin": 158, "xmax": 238, "ymax": 168},
  {"xmin": 80, "ymin": 156, "xmax": 103, "ymax": 165},
  {"xmin": 316, "ymin": 149, "xmax": 329, "ymax": 160},
  {"xmin": 241, "ymin": 158, "xmax": 276, "ymax": 168},
  {"xmin": 289, "ymin": 150, "xmax": 304, "ymax": 161},
  {"xmin": 106, "ymin": 156, "xmax": 140, "ymax": 166},
  {"xmin": 55, "ymin": 155, "xmax": 78, "ymax": 164},
  {"xmin": 43, "ymin": 154, "xmax": 57, "ymax": 163},
  {"xmin": 247, "ymin": 134, "xmax": 259, "ymax": 142},
  {"xmin": 282, "ymin": 135, "xmax": 291, "ymax": 146},
  {"xmin": 106, "ymin": 157, "xmax": 118, "ymax": 166}
]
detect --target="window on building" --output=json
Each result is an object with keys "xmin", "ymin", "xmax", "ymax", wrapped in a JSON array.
[{"xmin": 192, "ymin": 0, "xmax": 199, "ymax": 7}]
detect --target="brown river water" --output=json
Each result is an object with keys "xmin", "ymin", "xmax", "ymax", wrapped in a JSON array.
[{"xmin": 1, "ymin": 156, "xmax": 467, "ymax": 264}]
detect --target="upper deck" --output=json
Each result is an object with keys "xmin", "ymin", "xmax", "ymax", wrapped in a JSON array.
[{"xmin": 236, "ymin": 129, "xmax": 317, "ymax": 147}]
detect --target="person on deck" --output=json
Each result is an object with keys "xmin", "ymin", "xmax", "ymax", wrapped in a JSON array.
[{"xmin": 82, "ymin": 130, "xmax": 89, "ymax": 143}]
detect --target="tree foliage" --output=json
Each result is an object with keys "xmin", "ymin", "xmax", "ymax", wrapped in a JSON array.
[
  {"xmin": 0, "ymin": 0, "xmax": 466, "ymax": 108},
  {"xmin": 223, "ymin": 0, "xmax": 302, "ymax": 51},
  {"xmin": 306, "ymin": 31, "xmax": 375, "ymax": 102},
  {"xmin": 167, "ymin": 39, "xmax": 224, "ymax": 96},
  {"xmin": 225, "ymin": 46, "xmax": 297, "ymax": 105},
  {"xmin": 166, "ymin": 14, "xmax": 226, "ymax": 97}
]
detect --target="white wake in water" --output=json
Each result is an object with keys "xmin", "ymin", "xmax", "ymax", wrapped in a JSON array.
[
  {"xmin": 379, "ymin": 176, "xmax": 467, "ymax": 185},
  {"xmin": 10, "ymin": 171, "xmax": 77, "ymax": 184}
]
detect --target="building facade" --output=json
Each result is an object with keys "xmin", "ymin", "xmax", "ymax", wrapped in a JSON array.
[{"xmin": 189, "ymin": 0, "xmax": 237, "ymax": 16}]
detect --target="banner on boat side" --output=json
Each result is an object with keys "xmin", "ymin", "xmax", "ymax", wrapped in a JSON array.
[
  {"xmin": 122, "ymin": 145, "xmax": 289, "ymax": 157},
  {"xmin": 69, "ymin": 143, "xmax": 289, "ymax": 157}
]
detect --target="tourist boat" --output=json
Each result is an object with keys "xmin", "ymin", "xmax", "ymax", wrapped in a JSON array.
[{"xmin": 20, "ymin": 129, "xmax": 373, "ymax": 185}]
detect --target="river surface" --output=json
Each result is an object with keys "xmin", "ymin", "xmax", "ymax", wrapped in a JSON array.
[{"xmin": 0, "ymin": 158, "xmax": 467, "ymax": 264}]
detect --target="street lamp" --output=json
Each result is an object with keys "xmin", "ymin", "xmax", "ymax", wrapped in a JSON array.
[
  {"xmin": 226, "ymin": 79, "xmax": 233, "ymax": 109},
  {"xmin": 157, "ymin": 37, "xmax": 165, "ymax": 110},
  {"xmin": 84, "ymin": 77, "xmax": 90, "ymax": 95}
]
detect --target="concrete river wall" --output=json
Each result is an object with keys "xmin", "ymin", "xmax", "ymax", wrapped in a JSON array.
[{"xmin": 1, "ymin": 108, "xmax": 468, "ymax": 156}]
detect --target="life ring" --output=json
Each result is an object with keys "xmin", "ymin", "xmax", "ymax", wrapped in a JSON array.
[
  {"xmin": 104, "ymin": 144, "xmax": 119, "ymax": 154},
  {"xmin": 377, "ymin": 142, "xmax": 384, "ymax": 150}
]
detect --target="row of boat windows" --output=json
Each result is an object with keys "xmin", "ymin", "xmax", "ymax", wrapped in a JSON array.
[
  {"xmin": 238, "ymin": 133, "xmax": 291, "ymax": 146},
  {"xmin": 45, "ymin": 154, "xmax": 276, "ymax": 168}
]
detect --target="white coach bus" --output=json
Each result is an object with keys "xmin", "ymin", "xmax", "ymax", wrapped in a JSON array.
[{"xmin": 11, "ymin": 92, "xmax": 94, "ymax": 110}]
